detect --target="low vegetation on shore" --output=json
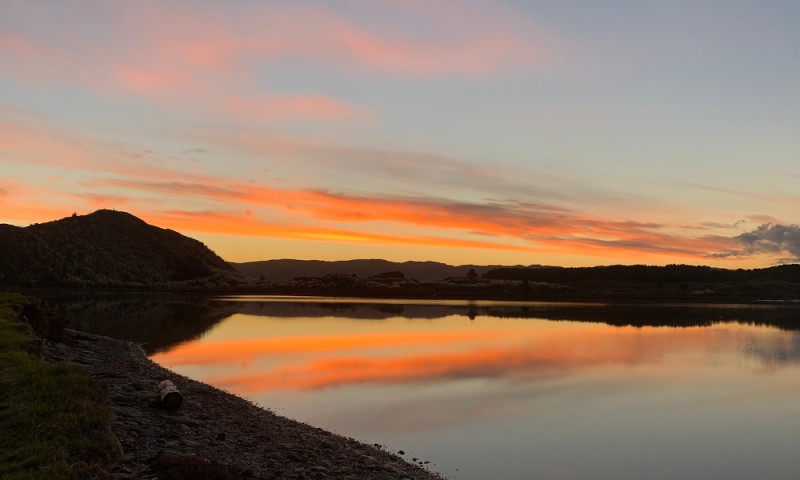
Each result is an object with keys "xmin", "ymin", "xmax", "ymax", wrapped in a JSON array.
[{"xmin": 0, "ymin": 293, "xmax": 119, "ymax": 480}]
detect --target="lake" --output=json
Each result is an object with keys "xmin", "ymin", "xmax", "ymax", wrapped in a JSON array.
[{"xmin": 59, "ymin": 295, "xmax": 800, "ymax": 480}]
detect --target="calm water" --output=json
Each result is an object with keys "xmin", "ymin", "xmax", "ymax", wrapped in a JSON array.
[{"xmin": 59, "ymin": 295, "xmax": 800, "ymax": 480}]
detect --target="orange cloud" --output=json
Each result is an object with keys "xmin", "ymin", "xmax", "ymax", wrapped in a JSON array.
[
  {"xmin": 0, "ymin": 187, "xmax": 76, "ymax": 224},
  {"xmin": 140, "ymin": 209, "xmax": 538, "ymax": 253},
  {"xmin": 97, "ymin": 177, "xmax": 739, "ymax": 260},
  {"xmin": 74, "ymin": 193, "xmax": 132, "ymax": 210}
]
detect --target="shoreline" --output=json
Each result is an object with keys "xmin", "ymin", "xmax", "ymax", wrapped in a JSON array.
[
  {"xmin": 43, "ymin": 328, "xmax": 444, "ymax": 480},
  {"xmin": 24, "ymin": 285, "xmax": 800, "ymax": 306}
]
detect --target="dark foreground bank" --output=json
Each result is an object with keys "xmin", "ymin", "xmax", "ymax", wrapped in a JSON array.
[{"xmin": 44, "ymin": 329, "xmax": 444, "ymax": 480}]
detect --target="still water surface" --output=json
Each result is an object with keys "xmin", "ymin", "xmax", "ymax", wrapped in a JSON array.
[{"xmin": 61, "ymin": 296, "xmax": 800, "ymax": 479}]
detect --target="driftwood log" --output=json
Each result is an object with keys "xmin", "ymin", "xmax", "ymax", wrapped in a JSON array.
[{"xmin": 157, "ymin": 380, "xmax": 183, "ymax": 410}]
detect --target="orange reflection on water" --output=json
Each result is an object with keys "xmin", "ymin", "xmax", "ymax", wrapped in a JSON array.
[
  {"xmin": 151, "ymin": 329, "xmax": 515, "ymax": 366},
  {"xmin": 152, "ymin": 322, "xmax": 779, "ymax": 395},
  {"xmin": 205, "ymin": 340, "xmax": 641, "ymax": 392}
]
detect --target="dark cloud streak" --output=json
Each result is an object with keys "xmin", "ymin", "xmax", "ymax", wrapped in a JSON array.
[{"xmin": 709, "ymin": 224, "xmax": 800, "ymax": 262}]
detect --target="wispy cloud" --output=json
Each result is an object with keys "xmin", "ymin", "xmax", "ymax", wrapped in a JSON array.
[
  {"xmin": 1, "ymin": 3, "xmax": 373, "ymax": 123},
  {"xmin": 221, "ymin": 94, "xmax": 371, "ymax": 122},
  {"xmin": 1, "ymin": 107, "xmax": 790, "ymax": 265},
  {"xmin": 195, "ymin": 128, "xmax": 635, "ymax": 207},
  {"xmin": 97, "ymin": 177, "xmax": 741, "ymax": 260},
  {"xmin": 686, "ymin": 182, "xmax": 800, "ymax": 207},
  {"xmin": 0, "ymin": 114, "xmax": 219, "ymax": 191},
  {"xmin": 1, "ymin": 0, "xmax": 550, "ymax": 124},
  {"xmin": 143, "ymin": 208, "xmax": 538, "ymax": 253}
]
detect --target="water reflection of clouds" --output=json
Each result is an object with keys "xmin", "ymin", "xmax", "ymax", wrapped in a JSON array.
[
  {"xmin": 152, "ymin": 329, "xmax": 515, "ymax": 365},
  {"xmin": 313, "ymin": 375, "xmax": 640, "ymax": 434},
  {"xmin": 742, "ymin": 332, "xmax": 800, "ymax": 370},
  {"xmin": 144, "ymin": 303, "xmax": 800, "ymax": 479},
  {"xmin": 153, "ymin": 323, "xmax": 800, "ymax": 395}
]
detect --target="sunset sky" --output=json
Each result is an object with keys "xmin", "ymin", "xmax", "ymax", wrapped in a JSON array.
[{"xmin": 2, "ymin": 0, "xmax": 798, "ymax": 267}]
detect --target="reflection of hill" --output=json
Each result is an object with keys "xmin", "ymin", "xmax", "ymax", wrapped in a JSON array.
[
  {"xmin": 46, "ymin": 296, "xmax": 800, "ymax": 356},
  {"xmin": 236, "ymin": 301, "xmax": 800, "ymax": 331},
  {"xmin": 237, "ymin": 302, "xmax": 439, "ymax": 320},
  {"xmin": 50, "ymin": 295, "xmax": 242, "ymax": 354},
  {"xmin": 484, "ymin": 304, "xmax": 800, "ymax": 330}
]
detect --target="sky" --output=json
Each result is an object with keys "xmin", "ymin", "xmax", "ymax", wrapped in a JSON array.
[{"xmin": 1, "ymin": 0, "xmax": 799, "ymax": 268}]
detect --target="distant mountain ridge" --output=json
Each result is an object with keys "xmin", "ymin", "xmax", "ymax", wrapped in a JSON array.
[
  {"xmin": 0, "ymin": 210, "xmax": 244, "ymax": 287},
  {"xmin": 231, "ymin": 259, "xmax": 539, "ymax": 282}
]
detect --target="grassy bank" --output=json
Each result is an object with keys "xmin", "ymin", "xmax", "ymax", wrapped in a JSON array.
[{"xmin": 0, "ymin": 293, "xmax": 119, "ymax": 480}]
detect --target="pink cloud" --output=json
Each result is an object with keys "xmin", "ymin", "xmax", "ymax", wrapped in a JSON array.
[
  {"xmin": 0, "ymin": 29, "xmax": 70, "ymax": 85},
  {"xmin": 0, "ymin": 117, "xmax": 96, "ymax": 169},
  {"xmin": 2, "ymin": 1, "xmax": 550, "ymax": 92},
  {"xmin": 115, "ymin": 67, "xmax": 194, "ymax": 95},
  {"xmin": 2, "ymin": 1, "xmax": 552, "ymax": 127},
  {"xmin": 328, "ymin": 20, "xmax": 540, "ymax": 75},
  {"xmin": 222, "ymin": 94, "xmax": 371, "ymax": 122}
]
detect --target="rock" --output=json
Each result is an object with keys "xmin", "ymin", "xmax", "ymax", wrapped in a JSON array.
[{"xmin": 157, "ymin": 379, "xmax": 183, "ymax": 410}]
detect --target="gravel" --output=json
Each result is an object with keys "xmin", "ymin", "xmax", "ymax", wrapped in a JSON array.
[{"xmin": 44, "ymin": 329, "xmax": 446, "ymax": 480}]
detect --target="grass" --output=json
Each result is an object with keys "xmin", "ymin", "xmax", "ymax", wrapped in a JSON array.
[{"xmin": 0, "ymin": 292, "xmax": 120, "ymax": 480}]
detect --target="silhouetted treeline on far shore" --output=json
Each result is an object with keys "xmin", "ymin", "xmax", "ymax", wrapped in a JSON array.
[{"xmin": 484, "ymin": 264, "xmax": 800, "ymax": 284}]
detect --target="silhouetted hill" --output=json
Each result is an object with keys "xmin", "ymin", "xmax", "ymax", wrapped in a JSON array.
[
  {"xmin": 231, "ymin": 259, "xmax": 533, "ymax": 282},
  {"xmin": 0, "ymin": 210, "xmax": 245, "ymax": 288}
]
